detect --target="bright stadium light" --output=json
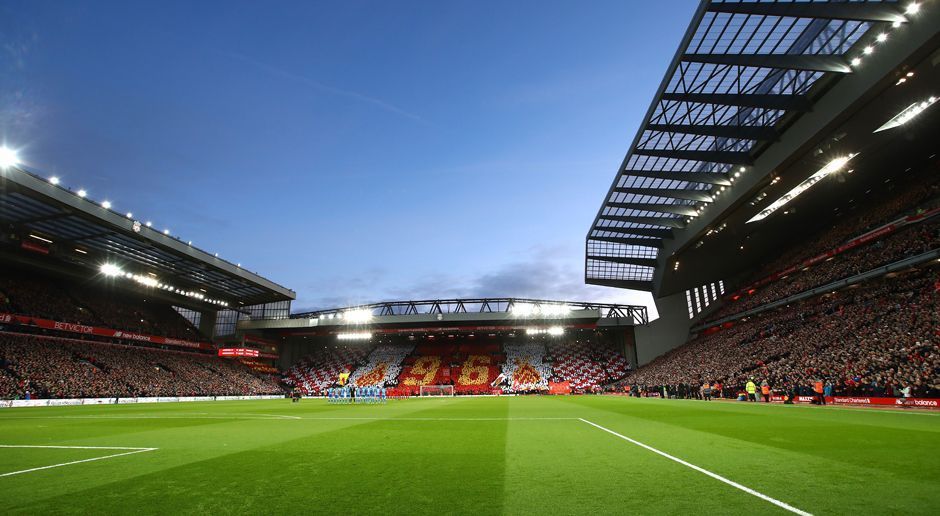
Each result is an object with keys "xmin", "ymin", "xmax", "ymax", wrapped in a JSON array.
[
  {"xmin": 874, "ymin": 96, "xmax": 937, "ymax": 133},
  {"xmin": 0, "ymin": 147, "xmax": 19, "ymax": 169},
  {"xmin": 132, "ymin": 274, "xmax": 159, "ymax": 288},
  {"xmin": 163, "ymin": 229, "xmax": 170, "ymax": 235},
  {"xmin": 876, "ymin": 33, "xmax": 888, "ymax": 43},
  {"xmin": 343, "ymin": 308, "xmax": 374, "ymax": 323},
  {"xmin": 905, "ymin": 2, "xmax": 920, "ymax": 15},
  {"xmin": 126, "ymin": 212, "xmax": 133, "ymax": 218},
  {"xmin": 101, "ymin": 201, "xmax": 112, "ymax": 209},
  {"xmin": 337, "ymin": 332, "xmax": 372, "ymax": 340},
  {"xmin": 748, "ymin": 154, "xmax": 857, "ymax": 223},
  {"xmin": 49, "ymin": 176, "xmax": 61, "ymax": 185},
  {"xmin": 512, "ymin": 303, "xmax": 538, "ymax": 317},
  {"xmin": 99, "ymin": 263, "xmax": 123, "ymax": 277},
  {"xmin": 526, "ymin": 326, "xmax": 565, "ymax": 336},
  {"xmin": 77, "ymin": 189, "xmax": 88, "ymax": 198}
]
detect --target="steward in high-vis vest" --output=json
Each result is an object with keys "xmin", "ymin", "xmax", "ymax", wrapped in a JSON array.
[
  {"xmin": 745, "ymin": 380, "xmax": 757, "ymax": 402},
  {"xmin": 814, "ymin": 380, "xmax": 826, "ymax": 405}
]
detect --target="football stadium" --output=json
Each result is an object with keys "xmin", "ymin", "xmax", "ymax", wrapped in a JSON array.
[{"xmin": 1, "ymin": 1, "xmax": 939, "ymax": 514}]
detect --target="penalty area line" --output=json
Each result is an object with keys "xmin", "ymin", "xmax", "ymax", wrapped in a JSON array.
[
  {"xmin": 578, "ymin": 418, "xmax": 812, "ymax": 516},
  {"xmin": 0, "ymin": 445, "xmax": 157, "ymax": 478}
]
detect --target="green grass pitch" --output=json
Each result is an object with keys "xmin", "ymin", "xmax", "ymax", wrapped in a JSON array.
[{"xmin": 1, "ymin": 396, "xmax": 937, "ymax": 515}]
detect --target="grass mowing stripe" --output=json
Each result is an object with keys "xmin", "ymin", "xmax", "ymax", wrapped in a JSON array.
[
  {"xmin": 0, "ymin": 447, "xmax": 157, "ymax": 478},
  {"xmin": 578, "ymin": 418, "xmax": 813, "ymax": 516}
]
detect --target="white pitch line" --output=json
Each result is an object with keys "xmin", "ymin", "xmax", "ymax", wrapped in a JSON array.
[
  {"xmin": 300, "ymin": 417, "xmax": 577, "ymax": 421},
  {"xmin": 0, "ymin": 415, "xmax": 300, "ymax": 421},
  {"xmin": 578, "ymin": 418, "xmax": 812, "ymax": 516},
  {"xmin": 0, "ymin": 445, "xmax": 157, "ymax": 478},
  {"xmin": 0, "ymin": 415, "xmax": 576, "ymax": 421},
  {"xmin": 0, "ymin": 445, "xmax": 152, "ymax": 450},
  {"xmin": 232, "ymin": 413, "xmax": 302, "ymax": 420}
]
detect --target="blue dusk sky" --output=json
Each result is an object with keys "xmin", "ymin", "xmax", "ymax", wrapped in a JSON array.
[{"xmin": 0, "ymin": 0, "xmax": 698, "ymax": 315}]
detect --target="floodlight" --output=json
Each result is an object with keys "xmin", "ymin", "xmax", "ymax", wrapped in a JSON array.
[
  {"xmin": 99, "ymin": 263, "xmax": 123, "ymax": 277},
  {"xmin": 343, "ymin": 309, "xmax": 374, "ymax": 323},
  {"xmin": 748, "ymin": 154, "xmax": 856, "ymax": 223},
  {"xmin": 874, "ymin": 96, "xmax": 938, "ymax": 133},
  {"xmin": 337, "ymin": 332, "xmax": 372, "ymax": 340},
  {"xmin": 0, "ymin": 147, "xmax": 19, "ymax": 169}
]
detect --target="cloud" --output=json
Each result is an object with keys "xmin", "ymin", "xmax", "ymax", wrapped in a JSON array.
[
  {"xmin": 292, "ymin": 245, "xmax": 657, "ymax": 319},
  {"xmin": 221, "ymin": 50, "xmax": 428, "ymax": 124}
]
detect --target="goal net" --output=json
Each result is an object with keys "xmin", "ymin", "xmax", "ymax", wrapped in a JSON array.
[{"xmin": 419, "ymin": 385, "xmax": 455, "ymax": 397}]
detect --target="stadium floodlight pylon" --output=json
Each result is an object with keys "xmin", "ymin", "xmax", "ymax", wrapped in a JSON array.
[{"xmin": 419, "ymin": 385, "xmax": 455, "ymax": 397}]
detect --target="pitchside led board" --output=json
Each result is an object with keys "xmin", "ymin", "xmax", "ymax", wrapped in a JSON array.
[{"xmin": 217, "ymin": 348, "xmax": 260, "ymax": 358}]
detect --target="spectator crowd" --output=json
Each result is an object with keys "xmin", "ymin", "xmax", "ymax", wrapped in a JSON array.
[
  {"xmin": 627, "ymin": 267, "xmax": 940, "ymax": 399},
  {"xmin": 0, "ymin": 272, "xmax": 206, "ymax": 341},
  {"xmin": 713, "ymin": 166, "xmax": 940, "ymax": 321},
  {"xmin": 0, "ymin": 333, "xmax": 283, "ymax": 399}
]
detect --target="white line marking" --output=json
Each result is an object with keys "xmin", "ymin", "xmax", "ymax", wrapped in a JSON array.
[
  {"xmin": 232, "ymin": 413, "xmax": 302, "ymax": 420},
  {"xmin": 0, "ymin": 415, "xmax": 575, "ymax": 421},
  {"xmin": 578, "ymin": 418, "xmax": 812, "ymax": 516},
  {"xmin": 0, "ymin": 415, "xmax": 298, "ymax": 421},
  {"xmin": 299, "ymin": 417, "xmax": 577, "ymax": 421},
  {"xmin": 0, "ymin": 445, "xmax": 152, "ymax": 450},
  {"xmin": 0, "ymin": 445, "xmax": 157, "ymax": 478}
]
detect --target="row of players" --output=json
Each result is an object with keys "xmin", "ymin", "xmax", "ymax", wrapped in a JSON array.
[{"xmin": 326, "ymin": 386, "xmax": 387, "ymax": 404}]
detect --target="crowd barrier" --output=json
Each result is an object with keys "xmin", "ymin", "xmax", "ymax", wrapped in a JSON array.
[{"xmin": 0, "ymin": 394, "xmax": 285, "ymax": 408}]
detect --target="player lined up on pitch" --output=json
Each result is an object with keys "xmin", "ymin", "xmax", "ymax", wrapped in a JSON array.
[{"xmin": 326, "ymin": 386, "xmax": 387, "ymax": 404}]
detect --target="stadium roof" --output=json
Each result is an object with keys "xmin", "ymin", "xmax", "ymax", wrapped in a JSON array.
[
  {"xmin": 292, "ymin": 297, "xmax": 647, "ymax": 322},
  {"xmin": 0, "ymin": 164, "xmax": 295, "ymax": 307},
  {"xmin": 586, "ymin": 0, "xmax": 921, "ymax": 292},
  {"xmin": 239, "ymin": 297, "xmax": 648, "ymax": 333}
]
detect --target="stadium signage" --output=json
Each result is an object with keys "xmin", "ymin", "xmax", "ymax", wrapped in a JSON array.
[
  {"xmin": 0, "ymin": 395, "xmax": 285, "ymax": 408},
  {"xmin": 54, "ymin": 321, "xmax": 95, "ymax": 333},
  {"xmin": 20, "ymin": 240, "xmax": 50, "ymax": 254},
  {"xmin": 218, "ymin": 348, "xmax": 260, "ymax": 357},
  {"xmin": 769, "ymin": 395, "xmax": 938, "ymax": 407},
  {"xmin": 0, "ymin": 312, "xmax": 213, "ymax": 350}
]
